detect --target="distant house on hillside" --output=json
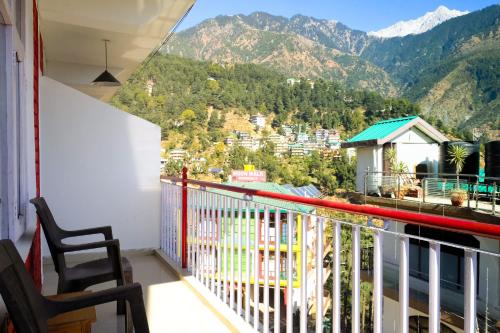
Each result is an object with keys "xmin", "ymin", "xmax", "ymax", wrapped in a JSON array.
[
  {"xmin": 169, "ymin": 148, "xmax": 187, "ymax": 162},
  {"xmin": 286, "ymin": 78, "xmax": 301, "ymax": 86},
  {"xmin": 341, "ymin": 116, "xmax": 448, "ymax": 192},
  {"xmin": 250, "ymin": 114, "xmax": 266, "ymax": 130}
]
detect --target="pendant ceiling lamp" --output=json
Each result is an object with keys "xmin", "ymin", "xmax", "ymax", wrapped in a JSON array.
[{"xmin": 92, "ymin": 39, "xmax": 121, "ymax": 86}]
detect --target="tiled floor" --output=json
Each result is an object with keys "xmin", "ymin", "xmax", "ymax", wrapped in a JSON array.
[{"xmin": 43, "ymin": 253, "xmax": 232, "ymax": 333}]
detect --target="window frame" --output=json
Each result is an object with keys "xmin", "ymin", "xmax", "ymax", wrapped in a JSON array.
[{"xmin": 0, "ymin": 0, "xmax": 29, "ymax": 242}]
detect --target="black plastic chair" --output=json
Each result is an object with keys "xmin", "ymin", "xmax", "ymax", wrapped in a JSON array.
[
  {"xmin": 0, "ymin": 239, "xmax": 149, "ymax": 332},
  {"xmin": 30, "ymin": 197, "xmax": 128, "ymax": 313}
]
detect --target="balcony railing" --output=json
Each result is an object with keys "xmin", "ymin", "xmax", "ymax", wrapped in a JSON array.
[
  {"xmin": 160, "ymin": 170, "xmax": 500, "ymax": 333},
  {"xmin": 364, "ymin": 171, "xmax": 500, "ymax": 215}
]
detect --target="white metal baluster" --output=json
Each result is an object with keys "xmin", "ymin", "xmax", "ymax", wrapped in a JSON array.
[
  {"xmin": 300, "ymin": 214, "xmax": 307, "ymax": 333},
  {"xmin": 274, "ymin": 210, "xmax": 281, "ymax": 333},
  {"xmin": 189, "ymin": 188, "xmax": 194, "ymax": 273},
  {"xmin": 230, "ymin": 198, "xmax": 235, "ymax": 311},
  {"xmin": 160, "ymin": 184, "xmax": 165, "ymax": 253},
  {"xmin": 429, "ymin": 241, "xmax": 440, "ymax": 333},
  {"xmin": 211, "ymin": 193, "xmax": 217, "ymax": 293},
  {"xmin": 253, "ymin": 204, "xmax": 261, "ymax": 330},
  {"xmin": 173, "ymin": 185, "xmax": 177, "ymax": 262},
  {"xmin": 223, "ymin": 196, "xmax": 228, "ymax": 305},
  {"xmin": 217, "ymin": 195, "xmax": 222, "ymax": 300},
  {"xmin": 202, "ymin": 191, "xmax": 207, "ymax": 286},
  {"xmin": 286, "ymin": 211, "xmax": 294, "ymax": 333},
  {"xmin": 187, "ymin": 188, "xmax": 192, "ymax": 271},
  {"xmin": 315, "ymin": 217, "xmax": 324, "ymax": 333},
  {"xmin": 192, "ymin": 188, "xmax": 198, "ymax": 274},
  {"xmin": 169, "ymin": 184, "xmax": 173, "ymax": 259},
  {"xmin": 399, "ymin": 236, "xmax": 409, "ymax": 333},
  {"xmin": 245, "ymin": 201, "xmax": 252, "ymax": 323},
  {"xmin": 352, "ymin": 225, "xmax": 360, "ymax": 333},
  {"xmin": 238, "ymin": 200, "xmax": 243, "ymax": 317},
  {"xmin": 174, "ymin": 185, "xmax": 177, "ymax": 260},
  {"xmin": 179, "ymin": 186, "xmax": 183, "ymax": 264},
  {"xmin": 464, "ymin": 250, "xmax": 477, "ymax": 333},
  {"xmin": 263, "ymin": 206, "xmax": 270, "ymax": 333},
  {"xmin": 205, "ymin": 192, "xmax": 210, "ymax": 286},
  {"xmin": 373, "ymin": 228, "xmax": 383, "ymax": 333},
  {"xmin": 195, "ymin": 190, "xmax": 201, "ymax": 281},
  {"xmin": 176, "ymin": 185, "xmax": 180, "ymax": 261},
  {"xmin": 332, "ymin": 221, "xmax": 341, "ymax": 333},
  {"xmin": 197, "ymin": 190, "xmax": 202, "ymax": 281},
  {"xmin": 165, "ymin": 184, "xmax": 172, "ymax": 258},
  {"xmin": 174, "ymin": 185, "xmax": 179, "ymax": 262}
]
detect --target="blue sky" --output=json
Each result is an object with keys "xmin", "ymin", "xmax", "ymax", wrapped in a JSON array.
[{"xmin": 178, "ymin": 0, "xmax": 498, "ymax": 32}]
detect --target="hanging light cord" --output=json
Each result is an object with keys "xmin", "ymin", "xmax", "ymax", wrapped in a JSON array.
[{"xmin": 104, "ymin": 40, "xmax": 109, "ymax": 70}]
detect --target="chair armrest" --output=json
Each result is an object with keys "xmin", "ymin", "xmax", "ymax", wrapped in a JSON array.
[
  {"xmin": 62, "ymin": 226, "xmax": 113, "ymax": 240},
  {"xmin": 59, "ymin": 239, "xmax": 120, "ymax": 253},
  {"xmin": 46, "ymin": 283, "xmax": 149, "ymax": 332}
]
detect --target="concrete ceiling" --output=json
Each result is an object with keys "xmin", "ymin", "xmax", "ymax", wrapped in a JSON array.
[{"xmin": 39, "ymin": 0, "xmax": 195, "ymax": 101}]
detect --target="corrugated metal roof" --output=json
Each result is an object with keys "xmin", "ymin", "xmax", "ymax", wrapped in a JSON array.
[
  {"xmin": 347, "ymin": 116, "xmax": 417, "ymax": 143},
  {"xmin": 209, "ymin": 182, "xmax": 315, "ymax": 213}
]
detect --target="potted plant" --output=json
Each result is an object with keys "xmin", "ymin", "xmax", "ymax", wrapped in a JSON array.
[
  {"xmin": 393, "ymin": 161, "xmax": 409, "ymax": 199},
  {"xmin": 383, "ymin": 148, "xmax": 409, "ymax": 199},
  {"xmin": 447, "ymin": 145, "xmax": 468, "ymax": 207},
  {"xmin": 380, "ymin": 148, "xmax": 398, "ymax": 197}
]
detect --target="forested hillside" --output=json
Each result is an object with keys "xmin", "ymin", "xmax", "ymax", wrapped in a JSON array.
[
  {"xmin": 111, "ymin": 55, "xmax": 424, "ymax": 191},
  {"xmin": 111, "ymin": 54, "xmax": 421, "ymax": 139}
]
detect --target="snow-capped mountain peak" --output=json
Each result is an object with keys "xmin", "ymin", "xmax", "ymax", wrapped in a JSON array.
[{"xmin": 368, "ymin": 6, "xmax": 469, "ymax": 38}]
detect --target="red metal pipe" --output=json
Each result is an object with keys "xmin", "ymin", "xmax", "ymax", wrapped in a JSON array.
[
  {"xmin": 181, "ymin": 168, "xmax": 188, "ymax": 268},
  {"xmin": 164, "ymin": 177, "xmax": 500, "ymax": 240}
]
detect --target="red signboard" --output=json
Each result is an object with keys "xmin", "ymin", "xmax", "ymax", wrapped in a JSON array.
[{"xmin": 231, "ymin": 170, "xmax": 267, "ymax": 182}]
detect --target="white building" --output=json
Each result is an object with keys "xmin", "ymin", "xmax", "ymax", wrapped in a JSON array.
[
  {"xmin": 224, "ymin": 137, "xmax": 235, "ymax": 147},
  {"xmin": 169, "ymin": 149, "xmax": 187, "ymax": 161},
  {"xmin": 315, "ymin": 129, "xmax": 329, "ymax": 142},
  {"xmin": 341, "ymin": 116, "xmax": 448, "ymax": 192},
  {"xmin": 286, "ymin": 78, "xmax": 301, "ymax": 86},
  {"xmin": 250, "ymin": 114, "xmax": 266, "ymax": 130},
  {"xmin": 296, "ymin": 132, "xmax": 310, "ymax": 143}
]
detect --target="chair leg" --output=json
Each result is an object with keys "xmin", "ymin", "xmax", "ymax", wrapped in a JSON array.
[
  {"xmin": 128, "ymin": 298, "xmax": 150, "ymax": 333},
  {"xmin": 117, "ymin": 278, "xmax": 126, "ymax": 315}
]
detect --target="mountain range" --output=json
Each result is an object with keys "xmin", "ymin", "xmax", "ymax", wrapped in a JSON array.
[{"xmin": 164, "ymin": 5, "xmax": 500, "ymax": 136}]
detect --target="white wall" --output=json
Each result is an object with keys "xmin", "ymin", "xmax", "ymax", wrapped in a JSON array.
[
  {"xmin": 355, "ymin": 146, "xmax": 383, "ymax": 193},
  {"xmin": 393, "ymin": 128, "xmax": 440, "ymax": 174},
  {"xmin": 40, "ymin": 77, "xmax": 161, "ymax": 253}
]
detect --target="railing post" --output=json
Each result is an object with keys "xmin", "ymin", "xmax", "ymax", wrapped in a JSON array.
[
  {"xmin": 423, "ymin": 178, "xmax": 426, "ymax": 203},
  {"xmin": 428, "ymin": 242, "xmax": 440, "ymax": 333},
  {"xmin": 493, "ymin": 182, "xmax": 497, "ymax": 216},
  {"xmin": 398, "ymin": 236, "xmax": 409, "ymax": 333},
  {"xmin": 352, "ymin": 225, "xmax": 360, "ymax": 333},
  {"xmin": 464, "ymin": 250, "xmax": 477, "ymax": 333},
  {"xmin": 373, "ymin": 228, "xmax": 383, "ymax": 333},
  {"xmin": 467, "ymin": 178, "xmax": 471, "ymax": 208},
  {"xmin": 475, "ymin": 178, "xmax": 479, "ymax": 210},
  {"xmin": 332, "ymin": 221, "xmax": 341, "ymax": 333},
  {"xmin": 181, "ymin": 167, "xmax": 188, "ymax": 268}
]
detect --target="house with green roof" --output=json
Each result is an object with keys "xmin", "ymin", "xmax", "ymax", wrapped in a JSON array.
[{"xmin": 341, "ymin": 116, "xmax": 448, "ymax": 192}]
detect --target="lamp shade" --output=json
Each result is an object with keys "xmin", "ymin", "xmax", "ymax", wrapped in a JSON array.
[
  {"xmin": 91, "ymin": 39, "xmax": 121, "ymax": 86},
  {"xmin": 92, "ymin": 70, "xmax": 121, "ymax": 86}
]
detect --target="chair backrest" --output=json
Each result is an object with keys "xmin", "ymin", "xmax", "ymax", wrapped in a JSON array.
[
  {"xmin": 0, "ymin": 240, "xmax": 49, "ymax": 332},
  {"xmin": 30, "ymin": 197, "xmax": 65, "ymax": 272}
]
